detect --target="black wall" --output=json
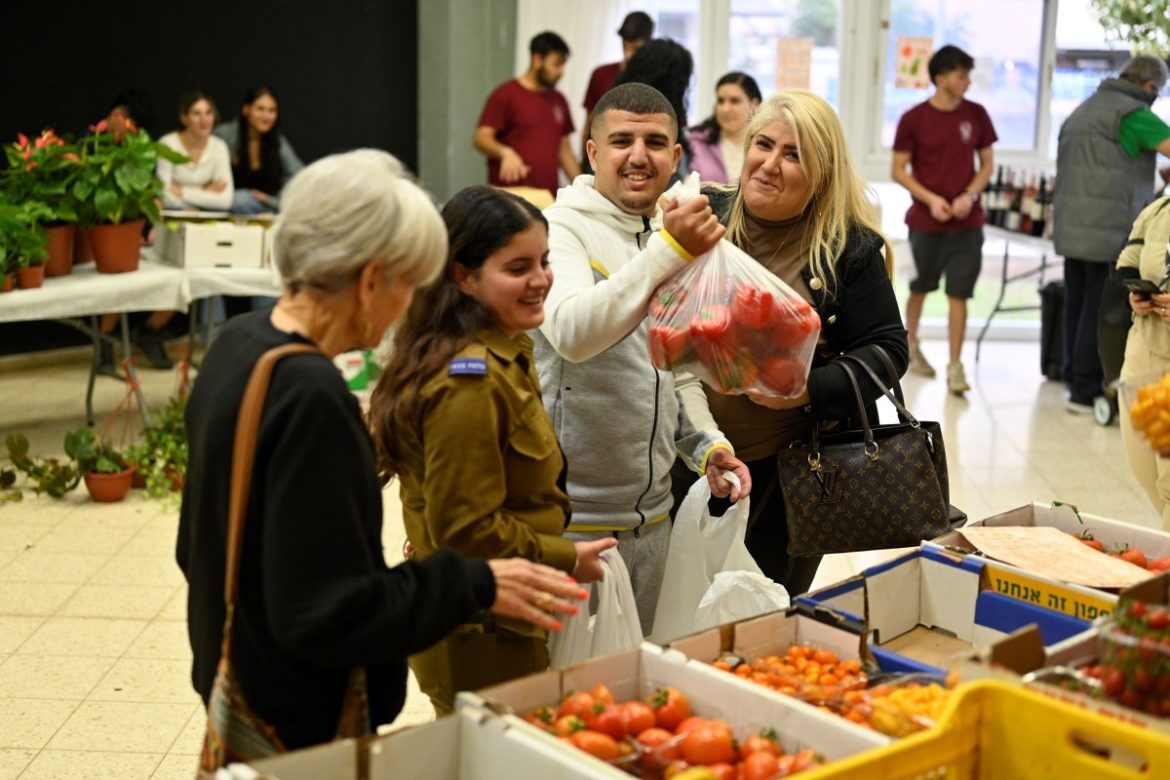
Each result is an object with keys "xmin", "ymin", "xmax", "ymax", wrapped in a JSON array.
[{"xmin": 0, "ymin": 0, "xmax": 419, "ymax": 171}]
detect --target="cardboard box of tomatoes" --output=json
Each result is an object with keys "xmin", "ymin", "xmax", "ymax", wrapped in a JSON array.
[
  {"xmin": 797, "ymin": 546, "xmax": 1091, "ymax": 676},
  {"xmin": 250, "ymin": 701, "xmax": 607, "ymax": 779},
  {"xmin": 457, "ymin": 642, "xmax": 887, "ymax": 778},
  {"xmin": 927, "ymin": 502, "xmax": 1170, "ymax": 621}
]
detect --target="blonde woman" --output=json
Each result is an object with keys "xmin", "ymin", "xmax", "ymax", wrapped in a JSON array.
[
  {"xmin": 1118, "ymin": 196, "xmax": 1170, "ymax": 530},
  {"xmin": 701, "ymin": 89, "xmax": 909, "ymax": 593}
]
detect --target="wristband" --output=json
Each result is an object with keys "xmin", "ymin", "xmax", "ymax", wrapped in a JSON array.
[{"xmin": 966, "ymin": 191, "xmax": 980, "ymax": 203}]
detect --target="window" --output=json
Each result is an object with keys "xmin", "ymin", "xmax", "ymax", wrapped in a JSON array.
[
  {"xmin": 880, "ymin": 0, "xmax": 1045, "ymax": 151},
  {"xmin": 728, "ymin": 0, "xmax": 843, "ymax": 109}
]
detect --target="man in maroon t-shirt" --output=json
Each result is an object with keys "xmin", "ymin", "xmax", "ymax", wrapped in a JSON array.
[
  {"xmin": 474, "ymin": 31, "xmax": 581, "ymax": 196},
  {"xmin": 579, "ymin": 11, "xmax": 655, "ymax": 171},
  {"xmin": 892, "ymin": 45, "xmax": 997, "ymax": 396}
]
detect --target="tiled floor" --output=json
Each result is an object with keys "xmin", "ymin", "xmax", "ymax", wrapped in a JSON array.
[{"xmin": 0, "ymin": 337, "xmax": 1161, "ymax": 777}]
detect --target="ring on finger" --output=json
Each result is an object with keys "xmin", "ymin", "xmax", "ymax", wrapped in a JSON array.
[{"xmin": 534, "ymin": 591, "xmax": 553, "ymax": 610}]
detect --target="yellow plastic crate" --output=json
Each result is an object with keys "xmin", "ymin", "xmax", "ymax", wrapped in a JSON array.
[{"xmin": 800, "ymin": 680, "xmax": 1170, "ymax": 779}]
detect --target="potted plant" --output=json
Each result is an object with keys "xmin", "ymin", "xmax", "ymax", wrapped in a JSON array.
[
  {"xmin": 0, "ymin": 199, "xmax": 51, "ymax": 289},
  {"xmin": 5, "ymin": 433, "xmax": 80, "ymax": 498},
  {"xmin": 4, "ymin": 129, "xmax": 82, "ymax": 276},
  {"xmin": 74, "ymin": 116, "xmax": 187, "ymax": 273},
  {"xmin": 127, "ymin": 395, "xmax": 188, "ymax": 498},
  {"xmin": 64, "ymin": 427, "xmax": 134, "ymax": 502}
]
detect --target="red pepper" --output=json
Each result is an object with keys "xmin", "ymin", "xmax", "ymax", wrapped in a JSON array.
[
  {"xmin": 690, "ymin": 304, "xmax": 734, "ymax": 363},
  {"xmin": 711, "ymin": 352, "xmax": 759, "ymax": 393},
  {"xmin": 731, "ymin": 285, "xmax": 776, "ymax": 330},
  {"xmin": 759, "ymin": 356, "xmax": 805, "ymax": 397},
  {"xmin": 648, "ymin": 326, "xmax": 694, "ymax": 369},
  {"xmin": 772, "ymin": 299, "xmax": 820, "ymax": 349},
  {"xmin": 648, "ymin": 284, "xmax": 687, "ymax": 321}
]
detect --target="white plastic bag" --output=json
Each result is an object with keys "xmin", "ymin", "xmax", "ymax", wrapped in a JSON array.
[
  {"xmin": 647, "ymin": 172, "xmax": 820, "ymax": 398},
  {"xmin": 648, "ymin": 473, "xmax": 789, "ymax": 644},
  {"xmin": 549, "ymin": 548, "xmax": 643, "ymax": 668}
]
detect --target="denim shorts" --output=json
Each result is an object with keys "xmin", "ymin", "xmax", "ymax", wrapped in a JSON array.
[{"xmin": 908, "ymin": 228, "xmax": 984, "ymax": 300}]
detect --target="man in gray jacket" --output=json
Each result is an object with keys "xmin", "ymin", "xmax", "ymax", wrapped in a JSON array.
[
  {"xmin": 533, "ymin": 84, "xmax": 751, "ymax": 635},
  {"xmin": 1054, "ymin": 55, "xmax": 1170, "ymax": 413}
]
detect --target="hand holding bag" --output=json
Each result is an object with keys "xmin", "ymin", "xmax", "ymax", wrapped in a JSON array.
[
  {"xmin": 199, "ymin": 344, "xmax": 370, "ymax": 775},
  {"xmin": 549, "ymin": 548, "xmax": 642, "ymax": 667},
  {"xmin": 775, "ymin": 345, "xmax": 951, "ymax": 557},
  {"xmin": 648, "ymin": 473, "xmax": 789, "ymax": 644}
]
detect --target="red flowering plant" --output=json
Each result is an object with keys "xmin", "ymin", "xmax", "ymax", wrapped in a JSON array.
[
  {"xmin": 3, "ymin": 129, "xmax": 83, "ymax": 225},
  {"xmin": 73, "ymin": 115, "xmax": 187, "ymax": 226}
]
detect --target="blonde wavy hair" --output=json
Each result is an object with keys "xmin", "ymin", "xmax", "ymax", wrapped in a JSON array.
[{"xmin": 721, "ymin": 89, "xmax": 891, "ymax": 292}]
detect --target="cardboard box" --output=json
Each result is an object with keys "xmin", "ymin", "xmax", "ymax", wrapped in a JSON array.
[
  {"xmin": 798, "ymin": 546, "xmax": 1090, "ymax": 675},
  {"xmin": 460, "ymin": 641, "xmax": 887, "ymax": 773},
  {"xmin": 928, "ymin": 502, "xmax": 1170, "ymax": 621},
  {"xmin": 251, "ymin": 703, "xmax": 611, "ymax": 779},
  {"xmin": 159, "ymin": 221, "xmax": 265, "ymax": 268}
]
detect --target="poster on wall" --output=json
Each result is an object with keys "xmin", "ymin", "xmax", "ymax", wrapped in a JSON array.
[
  {"xmin": 775, "ymin": 37, "xmax": 814, "ymax": 91},
  {"xmin": 895, "ymin": 36, "xmax": 933, "ymax": 89}
]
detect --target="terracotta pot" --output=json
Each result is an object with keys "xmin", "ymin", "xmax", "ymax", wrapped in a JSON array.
[
  {"xmin": 73, "ymin": 227, "xmax": 95, "ymax": 264},
  {"xmin": 83, "ymin": 468, "xmax": 134, "ymax": 502},
  {"xmin": 44, "ymin": 223, "xmax": 76, "ymax": 277},
  {"xmin": 90, "ymin": 220, "xmax": 144, "ymax": 273},
  {"xmin": 0, "ymin": 274, "xmax": 13, "ymax": 292},
  {"xmin": 16, "ymin": 265, "xmax": 45, "ymax": 289},
  {"xmin": 130, "ymin": 470, "xmax": 147, "ymax": 489},
  {"xmin": 166, "ymin": 467, "xmax": 185, "ymax": 492}
]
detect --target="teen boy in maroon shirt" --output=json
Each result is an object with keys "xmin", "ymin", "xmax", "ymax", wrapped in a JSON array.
[
  {"xmin": 474, "ymin": 31, "xmax": 581, "ymax": 196},
  {"xmin": 892, "ymin": 45, "xmax": 997, "ymax": 396}
]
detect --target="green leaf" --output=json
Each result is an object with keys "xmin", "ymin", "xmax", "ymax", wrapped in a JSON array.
[
  {"xmin": 93, "ymin": 186, "xmax": 118, "ymax": 218},
  {"xmin": 113, "ymin": 166, "xmax": 133, "ymax": 195},
  {"xmin": 126, "ymin": 167, "xmax": 152, "ymax": 191}
]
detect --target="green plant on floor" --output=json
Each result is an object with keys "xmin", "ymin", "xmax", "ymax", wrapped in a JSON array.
[
  {"xmin": 127, "ymin": 395, "xmax": 188, "ymax": 499},
  {"xmin": 4, "ymin": 433, "xmax": 80, "ymax": 498},
  {"xmin": 0, "ymin": 464, "xmax": 20, "ymax": 503},
  {"xmin": 64, "ymin": 427, "xmax": 130, "ymax": 475}
]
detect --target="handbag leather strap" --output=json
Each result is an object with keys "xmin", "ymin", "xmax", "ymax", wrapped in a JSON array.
[
  {"xmin": 221, "ymin": 343, "xmax": 320, "ymax": 656},
  {"xmin": 839, "ymin": 351, "xmax": 922, "ymax": 429},
  {"xmin": 811, "ymin": 359, "xmax": 874, "ymax": 462}
]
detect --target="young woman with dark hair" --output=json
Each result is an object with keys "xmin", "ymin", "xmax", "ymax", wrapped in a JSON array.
[
  {"xmin": 370, "ymin": 185, "xmax": 615, "ymax": 715},
  {"xmin": 615, "ymin": 38, "xmax": 695, "ymax": 178},
  {"xmin": 213, "ymin": 86, "xmax": 304, "ymax": 215},
  {"xmin": 687, "ymin": 71, "xmax": 763, "ymax": 184}
]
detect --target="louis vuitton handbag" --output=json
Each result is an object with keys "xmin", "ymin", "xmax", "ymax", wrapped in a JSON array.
[
  {"xmin": 775, "ymin": 345, "xmax": 951, "ymax": 556},
  {"xmin": 199, "ymin": 344, "xmax": 370, "ymax": 776}
]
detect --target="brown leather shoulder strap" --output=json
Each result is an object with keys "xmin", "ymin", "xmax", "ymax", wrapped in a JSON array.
[{"xmin": 225, "ymin": 343, "xmax": 320, "ymax": 606}]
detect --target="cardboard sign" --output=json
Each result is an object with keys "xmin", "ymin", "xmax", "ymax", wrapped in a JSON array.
[
  {"xmin": 958, "ymin": 526, "xmax": 1154, "ymax": 589},
  {"xmin": 895, "ymin": 36, "xmax": 933, "ymax": 89},
  {"xmin": 776, "ymin": 36, "xmax": 814, "ymax": 91}
]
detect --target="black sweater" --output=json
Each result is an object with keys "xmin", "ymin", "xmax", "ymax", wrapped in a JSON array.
[
  {"xmin": 706, "ymin": 187, "xmax": 910, "ymax": 422},
  {"xmin": 177, "ymin": 311, "xmax": 496, "ymax": 749}
]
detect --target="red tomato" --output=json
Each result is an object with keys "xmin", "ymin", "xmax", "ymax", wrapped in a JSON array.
[
  {"xmin": 790, "ymin": 748, "xmax": 825, "ymax": 771},
  {"xmin": 648, "ymin": 687, "xmax": 693, "ymax": 732},
  {"xmin": 637, "ymin": 727, "xmax": 682, "ymax": 770},
  {"xmin": 523, "ymin": 705, "xmax": 556, "ymax": 732},
  {"xmin": 680, "ymin": 721, "xmax": 736, "ymax": 765},
  {"xmin": 731, "ymin": 285, "xmax": 777, "ymax": 330},
  {"xmin": 1148, "ymin": 556, "xmax": 1170, "ymax": 572},
  {"xmin": 1120, "ymin": 548, "xmax": 1148, "ymax": 568},
  {"xmin": 558, "ymin": 691, "xmax": 595, "ymax": 719},
  {"xmin": 620, "ymin": 701, "xmax": 657, "ymax": 737},
  {"xmin": 1102, "ymin": 667, "xmax": 1126, "ymax": 698},
  {"xmin": 589, "ymin": 684, "xmax": 615, "ymax": 707},
  {"xmin": 672, "ymin": 716, "xmax": 710, "ymax": 736},
  {"xmin": 739, "ymin": 733, "xmax": 782, "ymax": 759},
  {"xmin": 553, "ymin": 715, "xmax": 587, "ymax": 737},
  {"xmin": 741, "ymin": 750, "xmax": 781, "ymax": 780},
  {"xmin": 759, "ymin": 355, "xmax": 804, "ymax": 396},
  {"xmin": 569, "ymin": 730, "xmax": 621, "ymax": 761},
  {"xmin": 1077, "ymin": 535, "xmax": 1105, "ymax": 552},
  {"xmin": 707, "ymin": 762, "xmax": 738, "ymax": 780},
  {"xmin": 649, "ymin": 325, "xmax": 694, "ymax": 369},
  {"xmin": 1148, "ymin": 609, "xmax": 1170, "ymax": 631},
  {"xmin": 584, "ymin": 703, "xmax": 626, "ymax": 739}
]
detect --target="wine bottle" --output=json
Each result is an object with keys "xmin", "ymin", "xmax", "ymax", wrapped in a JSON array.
[
  {"xmin": 1021, "ymin": 173, "xmax": 1036, "ymax": 235},
  {"xmin": 1004, "ymin": 172, "xmax": 1024, "ymax": 232},
  {"xmin": 1030, "ymin": 174, "xmax": 1047, "ymax": 237},
  {"xmin": 988, "ymin": 165, "xmax": 1004, "ymax": 226}
]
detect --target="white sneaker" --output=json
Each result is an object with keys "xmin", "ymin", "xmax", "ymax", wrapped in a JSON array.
[
  {"xmin": 947, "ymin": 361, "xmax": 970, "ymax": 395},
  {"xmin": 908, "ymin": 344, "xmax": 936, "ymax": 378}
]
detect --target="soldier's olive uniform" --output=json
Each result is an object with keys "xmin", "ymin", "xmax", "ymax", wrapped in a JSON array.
[{"xmin": 398, "ymin": 328, "xmax": 575, "ymax": 714}]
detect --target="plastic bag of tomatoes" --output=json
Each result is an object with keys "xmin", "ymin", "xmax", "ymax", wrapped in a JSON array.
[{"xmin": 647, "ymin": 173, "xmax": 821, "ymax": 399}]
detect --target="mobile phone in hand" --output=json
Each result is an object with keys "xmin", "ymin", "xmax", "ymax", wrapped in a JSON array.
[{"xmin": 1124, "ymin": 278, "xmax": 1162, "ymax": 299}]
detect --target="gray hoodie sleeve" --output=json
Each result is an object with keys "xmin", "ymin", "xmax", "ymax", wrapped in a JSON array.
[{"xmin": 672, "ymin": 370, "xmax": 733, "ymax": 473}]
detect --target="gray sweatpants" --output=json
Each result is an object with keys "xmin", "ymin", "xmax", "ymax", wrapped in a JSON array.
[{"xmin": 566, "ymin": 520, "xmax": 671, "ymax": 637}]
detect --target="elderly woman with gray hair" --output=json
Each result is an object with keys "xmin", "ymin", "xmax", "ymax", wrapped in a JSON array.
[{"xmin": 177, "ymin": 150, "xmax": 584, "ymax": 762}]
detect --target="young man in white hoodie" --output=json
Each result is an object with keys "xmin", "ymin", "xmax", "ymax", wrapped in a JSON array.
[{"xmin": 533, "ymin": 83, "xmax": 751, "ymax": 636}]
